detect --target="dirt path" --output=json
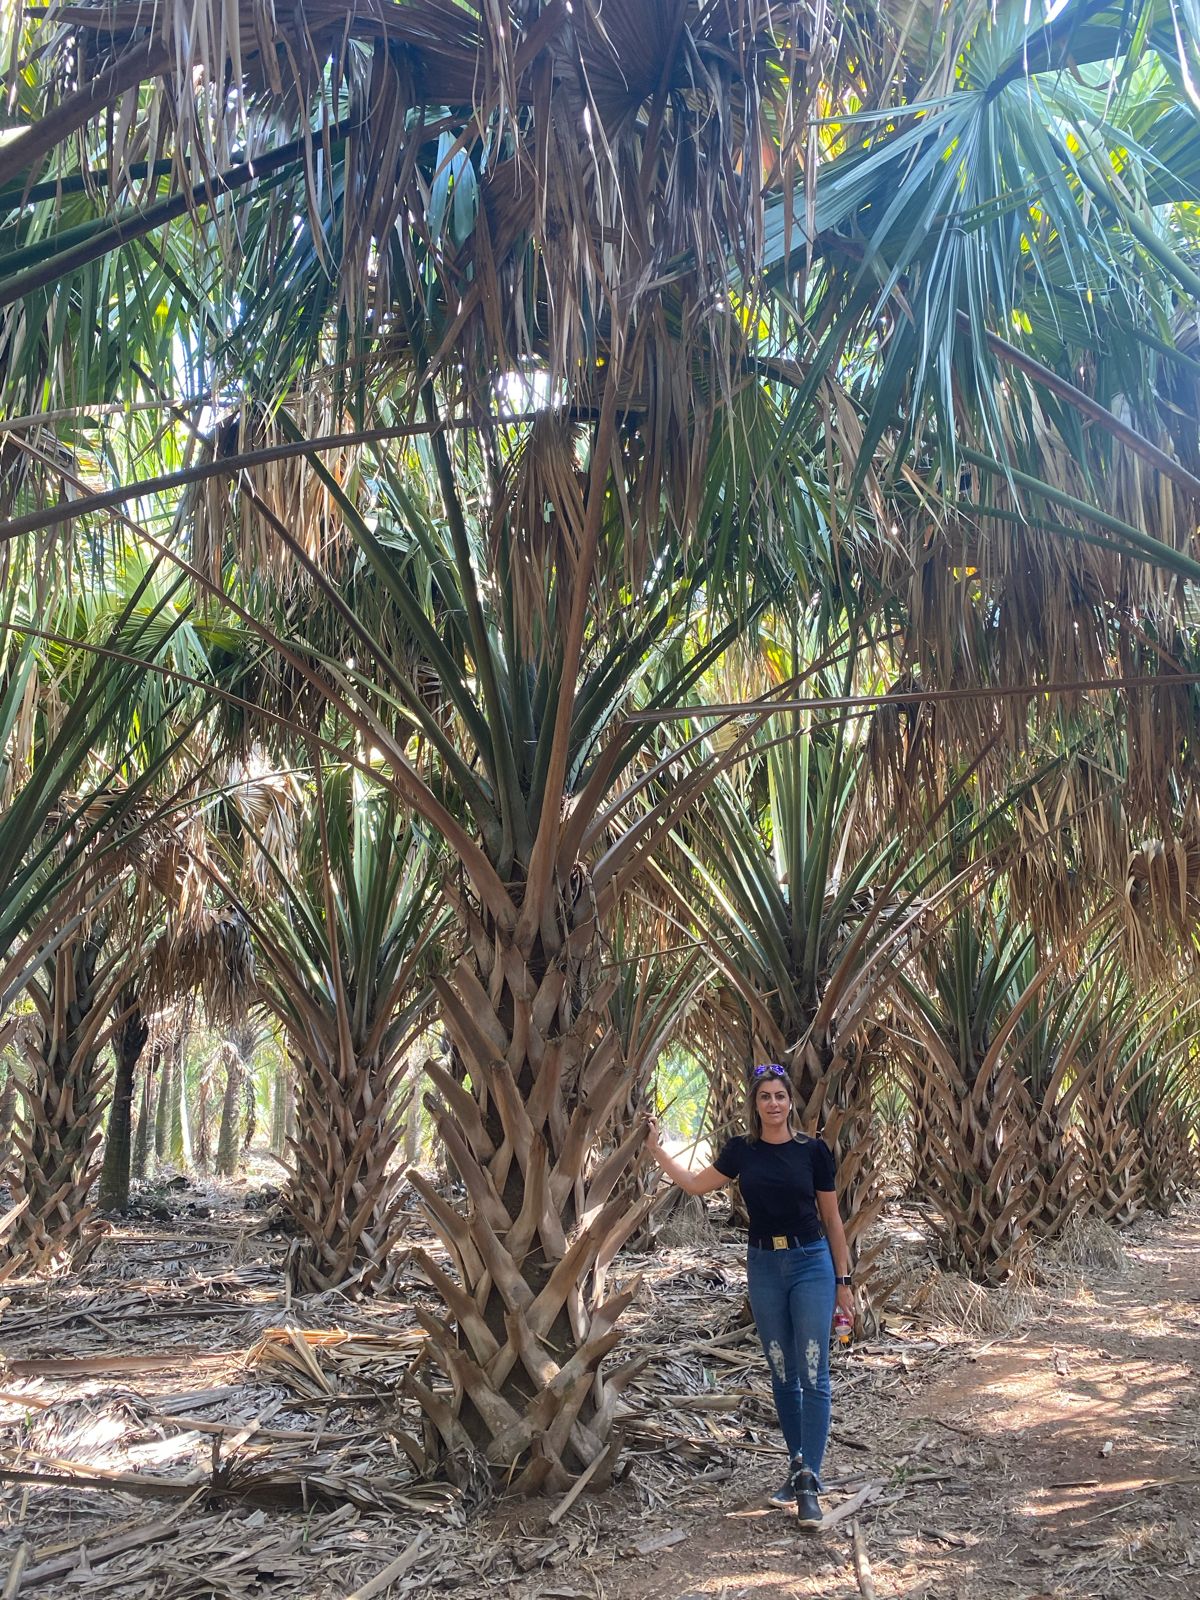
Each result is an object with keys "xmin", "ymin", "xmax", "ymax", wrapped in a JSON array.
[{"xmin": 0, "ymin": 1181, "xmax": 1197, "ymax": 1599}]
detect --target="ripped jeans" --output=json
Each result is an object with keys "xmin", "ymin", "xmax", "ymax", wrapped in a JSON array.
[{"xmin": 746, "ymin": 1239, "xmax": 835, "ymax": 1480}]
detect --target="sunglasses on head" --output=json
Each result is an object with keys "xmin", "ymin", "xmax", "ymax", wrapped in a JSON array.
[{"xmin": 751, "ymin": 1063, "xmax": 788, "ymax": 1080}]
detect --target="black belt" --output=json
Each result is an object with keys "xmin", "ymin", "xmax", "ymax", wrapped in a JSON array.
[{"xmin": 749, "ymin": 1233, "xmax": 811, "ymax": 1251}]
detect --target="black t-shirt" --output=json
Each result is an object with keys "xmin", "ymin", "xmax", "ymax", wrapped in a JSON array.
[{"xmin": 713, "ymin": 1134, "xmax": 836, "ymax": 1243}]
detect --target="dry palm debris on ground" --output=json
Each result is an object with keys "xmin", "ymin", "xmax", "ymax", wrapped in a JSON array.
[{"xmin": 0, "ymin": 1165, "xmax": 1197, "ymax": 1599}]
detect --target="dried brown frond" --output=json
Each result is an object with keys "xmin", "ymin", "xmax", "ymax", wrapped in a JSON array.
[
  {"xmin": 908, "ymin": 1261, "xmax": 1040, "ymax": 1337},
  {"xmin": 1003, "ymin": 754, "xmax": 1124, "ymax": 936},
  {"xmin": 48, "ymin": 0, "xmax": 818, "ymax": 553},
  {"xmin": 144, "ymin": 904, "xmax": 255, "ymax": 1024},
  {"xmin": 867, "ymin": 673, "xmax": 946, "ymax": 831},
  {"xmin": 188, "ymin": 398, "xmax": 353, "ymax": 593},
  {"xmin": 489, "ymin": 411, "xmax": 588, "ymax": 646},
  {"xmin": 1042, "ymin": 1213, "xmax": 1130, "ymax": 1277},
  {"xmin": 218, "ymin": 761, "xmax": 303, "ymax": 903},
  {"xmin": 1124, "ymin": 828, "xmax": 1200, "ymax": 977}
]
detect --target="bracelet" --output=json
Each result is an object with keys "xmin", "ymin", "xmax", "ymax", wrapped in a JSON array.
[{"xmin": 835, "ymin": 1274, "xmax": 853, "ymax": 1286}]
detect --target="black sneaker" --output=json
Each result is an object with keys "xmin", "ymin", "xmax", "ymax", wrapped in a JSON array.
[{"xmin": 793, "ymin": 1465, "xmax": 823, "ymax": 1531}]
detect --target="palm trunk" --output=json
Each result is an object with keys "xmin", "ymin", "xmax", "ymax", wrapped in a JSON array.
[
  {"xmin": 216, "ymin": 1050, "xmax": 243, "ymax": 1177},
  {"xmin": 904, "ymin": 1063, "xmax": 942, "ymax": 1199},
  {"xmin": 154, "ymin": 1042, "xmax": 172, "ymax": 1161},
  {"xmin": 1076, "ymin": 1074, "xmax": 1145, "ymax": 1225},
  {"xmin": 168, "ymin": 1039, "xmax": 189, "ymax": 1168},
  {"xmin": 1136, "ymin": 1097, "xmax": 1197, "ymax": 1214},
  {"xmin": 241, "ymin": 1070, "xmax": 257, "ymax": 1151},
  {"xmin": 1, "ymin": 931, "xmax": 113, "ymax": 1277},
  {"xmin": 284, "ymin": 1066, "xmax": 296, "ymax": 1149},
  {"xmin": 410, "ymin": 886, "xmax": 648, "ymax": 1494},
  {"xmin": 704, "ymin": 1049, "xmax": 750, "ymax": 1226},
  {"xmin": 284, "ymin": 1048, "xmax": 410, "ymax": 1292},
  {"xmin": 269, "ymin": 1060, "xmax": 289, "ymax": 1155},
  {"xmin": 0, "ymin": 1066, "xmax": 16, "ymax": 1163},
  {"xmin": 132, "ymin": 1055, "xmax": 154, "ymax": 1181},
  {"xmin": 914, "ymin": 1054, "xmax": 1035, "ymax": 1282},
  {"xmin": 193, "ymin": 1065, "xmax": 213, "ymax": 1173},
  {"xmin": 871, "ymin": 1064, "xmax": 913, "ymax": 1195},
  {"xmin": 1024, "ymin": 1097, "xmax": 1088, "ymax": 1239},
  {"xmin": 705, "ymin": 1053, "xmax": 746, "ymax": 1156},
  {"xmin": 98, "ymin": 993, "xmax": 149, "ymax": 1211},
  {"xmin": 404, "ymin": 1080, "xmax": 422, "ymax": 1167}
]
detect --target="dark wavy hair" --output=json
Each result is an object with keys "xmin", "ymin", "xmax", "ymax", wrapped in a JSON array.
[{"xmin": 745, "ymin": 1064, "xmax": 799, "ymax": 1144}]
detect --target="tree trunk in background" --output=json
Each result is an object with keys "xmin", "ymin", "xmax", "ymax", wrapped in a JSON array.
[
  {"xmin": 404, "ymin": 1072, "xmax": 423, "ymax": 1168},
  {"xmin": 0, "ymin": 1066, "xmax": 16, "ymax": 1166},
  {"xmin": 705, "ymin": 1051, "xmax": 745, "ymax": 1157},
  {"xmin": 1024, "ymin": 1092, "xmax": 1088, "ymax": 1240},
  {"xmin": 242, "ymin": 1070, "xmax": 257, "ymax": 1152},
  {"xmin": 704, "ymin": 1049, "xmax": 749, "ymax": 1228},
  {"xmin": 154, "ymin": 1043, "xmax": 172, "ymax": 1161},
  {"xmin": 1077, "ymin": 1073, "xmax": 1145, "ymax": 1225},
  {"xmin": 132, "ymin": 1054, "xmax": 155, "ymax": 1180},
  {"xmin": 98, "ymin": 992, "xmax": 149, "ymax": 1211},
  {"xmin": 1, "ymin": 931, "xmax": 114, "ymax": 1277},
  {"xmin": 914, "ymin": 1055, "xmax": 1035, "ymax": 1281},
  {"xmin": 870, "ymin": 1062, "xmax": 914, "ymax": 1197},
  {"xmin": 216, "ymin": 1047, "xmax": 243, "ymax": 1177},
  {"xmin": 903, "ymin": 1060, "xmax": 941, "ymax": 1199},
  {"xmin": 193, "ymin": 1064, "xmax": 213, "ymax": 1172},
  {"xmin": 1136, "ymin": 1095, "xmax": 1197, "ymax": 1214},
  {"xmin": 270, "ymin": 1062, "xmax": 287, "ymax": 1155},
  {"xmin": 283, "ymin": 1064, "xmax": 296, "ymax": 1150},
  {"xmin": 168, "ymin": 1038, "xmax": 188, "ymax": 1168}
]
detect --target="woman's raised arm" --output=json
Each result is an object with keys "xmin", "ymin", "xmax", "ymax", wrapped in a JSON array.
[{"xmin": 642, "ymin": 1116, "xmax": 733, "ymax": 1196}]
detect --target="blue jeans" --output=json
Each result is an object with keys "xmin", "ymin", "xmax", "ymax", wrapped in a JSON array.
[{"xmin": 746, "ymin": 1240, "xmax": 835, "ymax": 1480}]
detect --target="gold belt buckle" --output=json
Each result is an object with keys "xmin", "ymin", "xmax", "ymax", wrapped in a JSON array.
[{"xmin": 771, "ymin": 1234, "xmax": 789, "ymax": 1250}]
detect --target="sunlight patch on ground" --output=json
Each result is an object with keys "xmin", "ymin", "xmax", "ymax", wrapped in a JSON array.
[{"xmin": 1025, "ymin": 1475, "xmax": 1178, "ymax": 1519}]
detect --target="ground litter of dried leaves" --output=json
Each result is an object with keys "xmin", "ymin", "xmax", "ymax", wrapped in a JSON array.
[{"xmin": 1, "ymin": 1160, "xmax": 1198, "ymax": 1600}]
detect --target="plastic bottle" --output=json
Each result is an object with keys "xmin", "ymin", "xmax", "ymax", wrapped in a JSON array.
[{"xmin": 833, "ymin": 1307, "xmax": 853, "ymax": 1347}]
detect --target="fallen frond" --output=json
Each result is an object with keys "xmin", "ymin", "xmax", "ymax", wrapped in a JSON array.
[{"xmin": 906, "ymin": 1264, "xmax": 1040, "ymax": 1338}]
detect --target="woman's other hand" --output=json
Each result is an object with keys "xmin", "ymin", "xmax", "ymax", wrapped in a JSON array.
[
  {"xmin": 835, "ymin": 1283, "xmax": 854, "ymax": 1317},
  {"xmin": 641, "ymin": 1113, "xmax": 661, "ymax": 1155}
]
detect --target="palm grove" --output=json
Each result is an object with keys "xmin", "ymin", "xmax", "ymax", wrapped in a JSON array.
[{"xmin": 1, "ymin": 0, "xmax": 1199, "ymax": 1490}]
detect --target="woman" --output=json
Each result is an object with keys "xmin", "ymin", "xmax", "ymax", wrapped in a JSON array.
[{"xmin": 643, "ymin": 1063, "xmax": 854, "ymax": 1530}]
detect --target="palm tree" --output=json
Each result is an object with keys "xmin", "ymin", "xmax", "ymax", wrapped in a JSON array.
[
  {"xmin": 799, "ymin": 3, "xmax": 1200, "ymax": 902},
  {"xmin": 1003, "ymin": 950, "xmax": 1103, "ymax": 1242},
  {"xmin": 893, "ymin": 899, "xmax": 1154, "ymax": 1277},
  {"xmin": 1071, "ymin": 974, "xmax": 1192, "ymax": 1225},
  {"xmin": 894, "ymin": 909, "xmax": 1043, "ymax": 1280},
  {"xmin": 96, "ymin": 986, "xmax": 149, "ymax": 1210},
  {"xmin": 0, "ymin": 570, "xmax": 220, "ymax": 1267},
  {"xmin": 214, "ymin": 1017, "xmax": 271, "ymax": 1179},
  {"xmin": 3, "ymin": 920, "xmax": 123, "ymax": 1273},
  {"xmin": 0, "ymin": 527, "xmax": 250, "ymax": 1242},
  {"xmin": 1128, "ymin": 1034, "xmax": 1200, "ymax": 1215},
  {"xmin": 160, "ymin": 5, "xmax": 820, "ymax": 1487},
  {"xmin": 245, "ymin": 769, "xmax": 444, "ymax": 1293}
]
